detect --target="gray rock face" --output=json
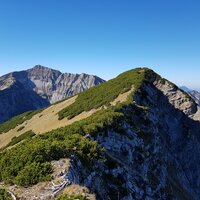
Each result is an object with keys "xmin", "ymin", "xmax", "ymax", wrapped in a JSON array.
[
  {"xmin": 0, "ymin": 65, "xmax": 104, "ymax": 123},
  {"xmin": 155, "ymin": 80, "xmax": 197, "ymax": 116},
  {"xmin": 188, "ymin": 90, "xmax": 200, "ymax": 105},
  {"xmin": 67, "ymin": 78, "xmax": 200, "ymax": 200},
  {"xmin": 180, "ymin": 86, "xmax": 200, "ymax": 106}
]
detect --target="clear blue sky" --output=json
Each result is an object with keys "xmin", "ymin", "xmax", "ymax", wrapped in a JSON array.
[{"xmin": 0, "ymin": 0, "xmax": 200, "ymax": 89}]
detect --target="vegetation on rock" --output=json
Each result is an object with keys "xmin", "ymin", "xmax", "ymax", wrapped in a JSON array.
[
  {"xmin": 58, "ymin": 68, "xmax": 157, "ymax": 119},
  {"xmin": 0, "ymin": 109, "xmax": 43, "ymax": 134},
  {"xmin": 56, "ymin": 194, "xmax": 88, "ymax": 200},
  {"xmin": 0, "ymin": 131, "xmax": 103, "ymax": 186},
  {"xmin": 3, "ymin": 130, "xmax": 36, "ymax": 149},
  {"xmin": 0, "ymin": 188, "xmax": 12, "ymax": 200}
]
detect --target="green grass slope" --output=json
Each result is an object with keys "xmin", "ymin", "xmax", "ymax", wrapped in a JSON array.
[
  {"xmin": 0, "ymin": 109, "xmax": 43, "ymax": 134},
  {"xmin": 1, "ymin": 130, "xmax": 36, "ymax": 150},
  {"xmin": 58, "ymin": 67, "xmax": 158, "ymax": 119}
]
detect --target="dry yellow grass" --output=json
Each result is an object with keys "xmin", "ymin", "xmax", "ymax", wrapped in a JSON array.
[
  {"xmin": 0, "ymin": 96, "xmax": 76, "ymax": 149},
  {"xmin": 111, "ymin": 86, "xmax": 134, "ymax": 106},
  {"xmin": 0, "ymin": 87, "xmax": 134, "ymax": 149},
  {"xmin": 191, "ymin": 106, "xmax": 200, "ymax": 121},
  {"xmin": 62, "ymin": 184, "xmax": 96, "ymax": 200}
]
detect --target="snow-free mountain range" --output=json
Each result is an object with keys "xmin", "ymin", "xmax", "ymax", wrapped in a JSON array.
[
  {"xmin": 0, "ymin": 65, "xmax": 104, "ymax": 123},
  {"xmin": 0, "ymin": 67, "xmax": 200, "ymax": 200},
  {"xmin": 180, "ymin": 86, "xmax": 200, "ymax": 106}
]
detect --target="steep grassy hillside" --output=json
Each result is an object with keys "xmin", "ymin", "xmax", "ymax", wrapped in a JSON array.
[
  {"xmin": 0, "ymin": 109, "xmax": 43, "ymax": 134},
  {"xmin": 58, "ymin": 68, "xmax": 158, "ymax": 119},
  {"xmin": 0, "ymin": 96, "xmax": 77, "ymax": 149},
  {"xmin": 2, "ymin": 130, "xmax": 36, "ymax": 150},
  {"xmin": 0, "ymin": 108, "xmax": 122, "ymax": 186}
]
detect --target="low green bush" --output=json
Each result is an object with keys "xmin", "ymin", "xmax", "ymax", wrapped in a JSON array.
[
  {"xmin": 17, "ymin": 126, "xmax": 25, "ymax": 132},
  {"xmin": 56, "ymin": 194, "xmax": 88, "ymax": 200},
  {"xmin": 6, "ymin": 130, "xmax": 36, "ymax": 148},
  {"xmin": 14, "ymin": 162, "xmax": 52, "ymax": 186},
  {"xmin": 0, "ymin": 188, "xmax": 12, "ymax": 200},
  {"xmin": 0, "ymin": 109, "xmax": 43, "ymax": 134},
  {"xmin": 0, "ymin": 132, "xmax": 103, "ymax": 185},
  {"xmin": 0, "ymin": 108, "xmax": 124, "ymax": 186}
]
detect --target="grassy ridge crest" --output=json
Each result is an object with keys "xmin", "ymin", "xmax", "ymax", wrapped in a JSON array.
[{"xmin": 58, "ymin": 67, "xmax": 156, "ymax": 120}]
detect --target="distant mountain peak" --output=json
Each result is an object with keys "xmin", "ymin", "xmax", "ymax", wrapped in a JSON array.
[
  {"xmin": 180, "ymin": 85, "xmax": 192, "ymax": 92},
  {"xmin": 0, "ymin": 65, "xmax": 105, "ymax": 123},
  {"xmin": 188, "ymin": 90, "xmax": 200, "ymax": 105},
  {"xmin": 29, "ymin": 65, "xmax": 61, "ymax": 74},
  {"xmin": 179, "ymin": 86, "xmax": 200, "ymax": 105},
  {"xmin": 32, "ymin": 64, "xmax": 53, "ymax": 70}
]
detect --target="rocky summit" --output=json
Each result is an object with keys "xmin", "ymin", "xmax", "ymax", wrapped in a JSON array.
[
  {"xmin": 0, "ymin": 68, "xmax": 200, "ymax": 200},
  {"xmin": 0, "ymin": 65, "xmax": 104, "ymax": 123}
]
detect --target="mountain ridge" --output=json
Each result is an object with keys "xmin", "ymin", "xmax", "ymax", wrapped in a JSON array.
[{"xmin": 0, "ymin": 67, "xmax": 200, "ymax": 200}]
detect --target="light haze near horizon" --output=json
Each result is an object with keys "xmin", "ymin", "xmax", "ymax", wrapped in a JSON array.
[{"xmin": 0, "ymin": 0, "xmax": 200, "ymax": 90}]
